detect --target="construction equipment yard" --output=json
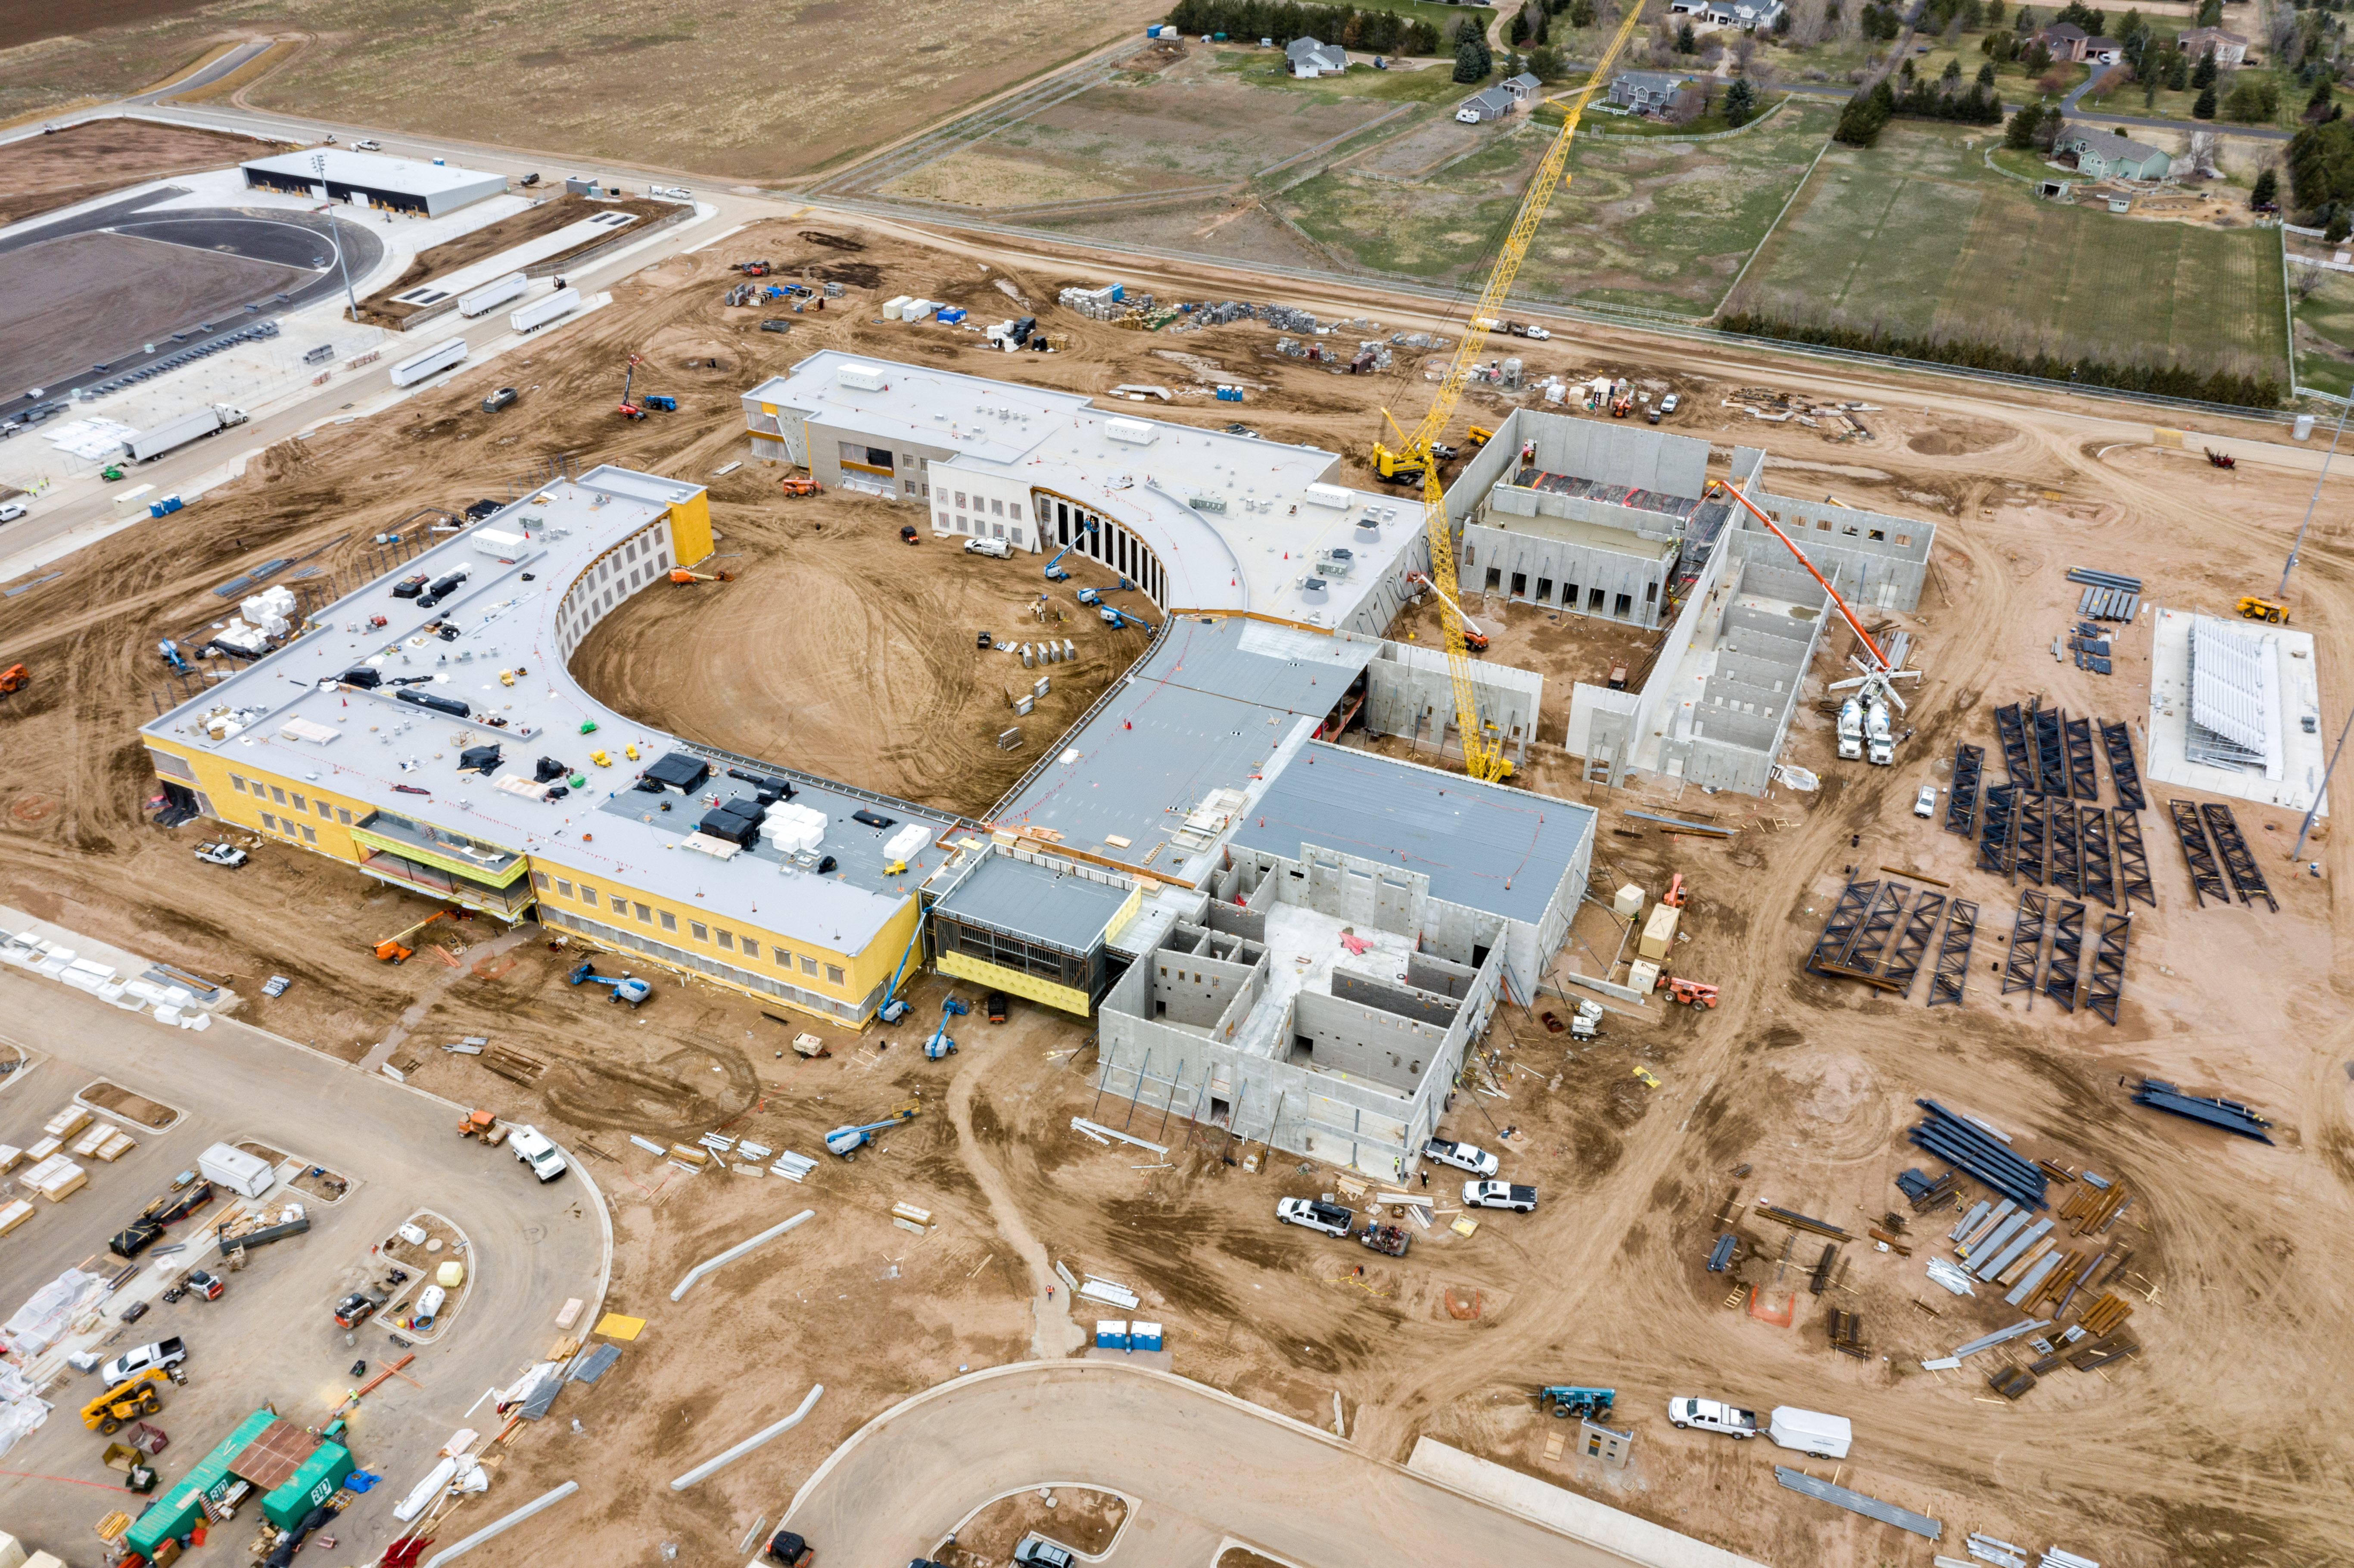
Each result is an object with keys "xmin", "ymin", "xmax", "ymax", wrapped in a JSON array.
[{"xmin": 1, "ymin": 126, "xmax": 2352, "ymax": 1568}]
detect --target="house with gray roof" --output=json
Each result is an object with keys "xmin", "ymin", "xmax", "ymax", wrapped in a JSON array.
[
  {"xmin": 1286, "ymin": 36, "xmax": 1348, "ymax": 77},
  {"xmin": 1503, "ymin": 71, "xmax": 1542, "ymax": 101},
  {"xmin": 1608, "ymin": 69, "xmax": 1691, "ymax": 112},
  {"xmin": 1456, "ymin": 86, "xmax": 1517, "ymax": 122},
  {"xmin": 2059, "ymin": 126, "xmax": 2171, "ymax": 181}
]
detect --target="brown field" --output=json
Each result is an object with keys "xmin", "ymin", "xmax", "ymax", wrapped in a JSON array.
[
  {"xmin": 0, "ymin": 211, "xmax": 2349, "ymax": 1568},
  {"xmin": 0, "ymin": 229, "xmax": 307, "ymax": 392},
  {"xmin": 0, "ymin": 115, "xmax": 282, "ymax": 226}
]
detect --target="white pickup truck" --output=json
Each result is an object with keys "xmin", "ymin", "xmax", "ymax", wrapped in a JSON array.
[
  {"xmin": 1668, "ymin": 1396, "xmax": 1757, "ymax": 1438},
  {"xmin": 93, "ymin": 1338, "xmax": 188, "ymax": 1385}
]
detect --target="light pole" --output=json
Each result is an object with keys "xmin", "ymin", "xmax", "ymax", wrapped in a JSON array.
[
  {"xmin": 2291, "ymin": 701, "xmax": 2351, "ymax": 863},
  {"xmin": 2278, "ymin": 394, "xmax": 2352, "ymax": 600},
  {"xmin": 313, "ymin": 152, "xmax": 359, "ymax": 323}
]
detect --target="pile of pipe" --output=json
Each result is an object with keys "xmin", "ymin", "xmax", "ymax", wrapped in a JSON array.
[
  {"xmin": 1905, "ymin": 1101, "xmax": 2047, "ymax": 1208},
  {"xmin": 2064, "ymin": 566, "xmax": 2139, "ymax": 623}
]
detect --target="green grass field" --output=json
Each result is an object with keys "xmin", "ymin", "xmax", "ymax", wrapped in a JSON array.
[
  {"xmin": 1731, "ymin": 122, "xmax": 2289, "ymax": 377},
  {"xmin": 1275, "ymin": 98, "xmax": 1837, "ymax": 314},
  {"xmin": 2292, "ymin": 264, "xmax": 2354, "ymax": 398}
]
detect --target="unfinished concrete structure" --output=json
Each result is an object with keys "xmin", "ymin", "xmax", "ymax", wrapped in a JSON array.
[
  {"xmin": 1089, "ymin": 741, "xmax": 1593, "ymax": 1179},
  {"xmin": 1453, "ymin": 419, "xmax": 1937, "ymax": 794}
]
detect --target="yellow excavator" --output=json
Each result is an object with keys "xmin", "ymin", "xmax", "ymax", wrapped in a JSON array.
[{"xmin": 1375, "ymin": 12, "xmax": 1645, "ymax": 783}]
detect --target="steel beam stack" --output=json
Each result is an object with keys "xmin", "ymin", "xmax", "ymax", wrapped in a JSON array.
[
  {"xmin": 1978, "ymin": 784, "xmax": 2018, "ymax": 876},
  {"xmin": 1884, "ymin": 892, "xmax": 1946, "ymax": 997},
  {"xmin": 2003, "ymin": 890, "xmax": 2049, "ymax": 995},
  {"xmin": 1807, "ymin": 880, "xmax": 1880, "ymax": 974},
  {"xmin": 2099, "ymin": 719, "xmax": 2145, "ymax": 810},
  {"xmin": 2032, "ymin": 704, "xmax": 2068, "ymax": 798},
  {"xmin": 2131, "ymin": 1076, "xmax": 2275, "ymax": 1142},
  {"xmin": 1907, "ymin": 1099, "xmax": 2049, "ymax": 1208},
  {"xmin": 2047, "ymin": 799, "xmax": 2080, "ymax": 895},
  {"xmin": 2042, "ymin": 899, "xmax": 2086, "ymax": 1011},
  {"xmin": 2014, "ymin": 791, "xmax": 2047, "ymax": 885},
  {"xmin": 1928, "ymin": 899, "xmax": 1978, "ymax": 1007},
  {"xmin": 1947, "ymin": 742, "xmax": 1983, "ymax": 836},
  {"xmin": 2200, "ymin": 803, "xmax": 2277, "ymax": 912},
  {"xmin": 2167, "ymin": 800, "xmax": 2229, "ymax": 906},
  {"xmin": 2067, "ymin": 566, "xmax": 2142, "ymax": 624},
  {"xmin": 2063, "ymin": 715, "xmax": 2098, "ymax": 801},
  {"xmin": 2086, "ymin": 913, "xmax": 2128, "ymax": 1025},
  {"xmin": 2079, "ymin": 807, "xmax": 2115, "ymax": 908},
  {"xmin": 2111, "ymin": 808, "xmax": 2154, "ymax": 907},
  {"xmin": 1994, "ymin": 702, "xmax": 2032, "ymax": 783}
]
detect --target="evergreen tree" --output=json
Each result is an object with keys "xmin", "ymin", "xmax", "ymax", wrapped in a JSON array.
[
  {"xmin": 1454, "ymin": 33, "xmax": 1488, "ymax": 81},
  {"xmin": 1834, "ymin": 79, "xmax": 1896, "ymax": 144},
  {"xmin": 2005, "ymin": 100, "xmax": 2046, "ymax": 146},
  {"xmin": 2310, "ymin": 74, "xmax": 2335, "ymax": 115},
  {"xmin": 2252, "ymin": 166, "xmax": 2279, "ymax": 207},
  {"xmin": 2195, "ymin": 0, "xmax": 2221, "ymax": 23},
  {"xmin": 2193, "ymin": 82, "xmax": 2218, "ymax": 118},
  {"xmin": 1528, "ymin": 42, "xmax": 1565, "ymax": 78},
  {"xmin": 1989, "ymin": 0, "xmax": 2005, "ymax": 20},
  {"xmin": 1676, "ymin": 19, "xmax": 1698, "ymax": 50},
  {"xmin": 1978, "ymin": 60, "xmax": 1997, "ymax": 85},
  {"xmin": 1725, "ymin": 77, "xmax": 1759, "ymax": 124},
  {"xmin": 2192, "ymin": 46, "xmax": 2217, "ymax": 88},
  {"xmin": 2165, "ymin": 50, "xmax": 2188, "ymax": 90}
]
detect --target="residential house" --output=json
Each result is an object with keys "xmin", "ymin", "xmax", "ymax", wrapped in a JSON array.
[
  {"xmin": 2084, "ymin": 34, "xmax": 2123, "ymax": 64},
  {"xmin": 1609, "ymin": 69, "xmax": 1692, "ymax": 112},
  {"xmin": 2040, "ymin": 21, "xmax": 2089, "ymax": 61},
  {"xmin": 1502, "ymin": 71, "xmax": 1542, "ymax": 103},
  {"xmin": 2175, "ymin": 26, "xmax": 2250, "ymax": 66},
  {"xmin": 1285, "ymin": 36, "xmax": 1349, "ymax": 77},
  {"xmin": 1703, "ymin": 0, "xmax": 1787, "ymax": 28},
  {"xmin": 1457, "ymin": 87, "xmax": 1518, "ymax": 123},
  {"xmin": 2058, "ymin": 125, "xmax": 2172, "ymax": 181}
]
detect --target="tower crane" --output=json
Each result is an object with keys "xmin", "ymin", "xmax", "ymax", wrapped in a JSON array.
[{"xmin": 1370, "ymin": 9, "xmax": 1645, "ymax": 782}]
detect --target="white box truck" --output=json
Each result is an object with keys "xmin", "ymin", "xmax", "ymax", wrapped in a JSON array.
[
  {"xmin": 125, "ymin": 404, "xmax": 247, "ymax": 462},
  {"xmin": 458, "ymin": 272, "xmax": 529, "ymax": 317},
  {"xmin": 1767, "ymin": 1406, "xmax": 1852, "ymax": 1459},
  {"xmin": 510, "ymin": 288, "xmax": 581, "ymax": 334},
  {"xmin": 389, "ymin": 337, "xmax": 469, "ymax": 387},
  {"xmin": 196, "ymin": 1141, "xmax": 275, "ymax": 1199}
]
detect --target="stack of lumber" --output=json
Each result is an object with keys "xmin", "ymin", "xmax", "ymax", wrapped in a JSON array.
[
  {"xmin": 2078, "ymin": 1291, "xmax": 2135, "ymax": 1337},
  {"xmin": 1826, "ymin": 1308, "xmax": 1868, "ymax": 1358},
  {"xmin": 2060, "ymin": 1180, "xmax": 2132, "ymax": 1236},
  {"xmin": 1987, "ymin": 1364, "xmax": 2037, "ymax": 1400}
]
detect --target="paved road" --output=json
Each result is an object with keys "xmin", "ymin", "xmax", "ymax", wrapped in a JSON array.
[
  {"xmin": 136, "ymin": 40, "xmax": 277, "ymax": 106},
  {"xmin": 0, "ymin": 962, "xmax": 607, "ymax": 1565},
  {"xmin": 773, "ymin": 1362, "xmax": 1727, "ymax": 1568}
]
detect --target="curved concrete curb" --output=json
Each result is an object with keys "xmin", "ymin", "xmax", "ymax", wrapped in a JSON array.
[
  {"xmin": 670, "ymin": 1210, "xmax": 814, "ymax": 1300},
  {"xmin": 933, "ymin": 1482, "xmax": 1140, "ymax": 1563}
]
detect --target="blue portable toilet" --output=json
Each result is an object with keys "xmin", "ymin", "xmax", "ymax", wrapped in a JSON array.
[
  {"xmin": 1094, "ymin": 1320, "xmax": 1130, "ymax": 1351},
  {"xmin": 1128, "ymin": 1321, "xmax": 1164, "ymax": 1353}
]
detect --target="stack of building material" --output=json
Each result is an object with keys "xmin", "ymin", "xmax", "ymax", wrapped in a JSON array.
[
  {"xmin": 0, "ymin": 1197, "xmax": 33, "ymax": 1235},
  {"xmin": 44, "ymin": 1104, "xmax": 92, "ymax": 1142},
  {"xmin": 1947, "ymin": 1316, "xmax": 2050, "ymax": 1361},
  {"xmin": 1896, "ymin": 1168, "xmax": 1956, "ymax": 1209},
  {"xmin": 0, "ymin": 1143, "xmax": 22, "ymax": 1173},
  {"xmin": 1965, "ymin": 1533, "xmax": 2029, "ymax": 1567},
  {"xmin": 1826, "ymin": 1308, "xmax": 1868, "ymax": 1358},
  {"xmin": 1077, "ymin": 1275, "xmax": 1139, "ymax": 1310},
  {"xmin": 1907, "ymin": 1101, "xmax": 2047, "ymax": 1208},
  {"xmin": 2058, "ymin": 1179, "xmax": 2132, "ymax": 1237},
  {"xmin": 2130, "ymin": 1078, "xmax": 2274, "ymax": 1143},
  {"xmin": 1987, "ymin": 1364, "xmax": 2036, "ymax": 1400},
  {"xmin": 2037, "ymin": 1549, "xmax": 2099, "ymax": 1568},
  {"xmin": 1924, "ymin": 1258, "xmax": 1977, "ymax": 1296},
  {"xmin": 22, "ymin": 1154, "xmax": 87, "ymax": 1201},
  {"xmin": 769, "ymin": 1151, "xmax": 817, "ymax": 1182}
]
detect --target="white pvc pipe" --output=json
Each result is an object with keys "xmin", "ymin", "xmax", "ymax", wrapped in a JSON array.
[
  {"xmin": 419, "ymin": 1481, "xmax": 578, "ymax": 1568},
  {"xmin": 669, "ymin": 1209, "xmax": 814, "ymax": 1301},
  {"xmin": 669, "ymin": 1384, "xmax": 823, "ymax": 1490}
]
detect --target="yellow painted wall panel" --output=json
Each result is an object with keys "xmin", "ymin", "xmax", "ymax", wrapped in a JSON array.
[{"xmin": 938, "ymin": 950, "xmax": 1090, "ymax": 1017}]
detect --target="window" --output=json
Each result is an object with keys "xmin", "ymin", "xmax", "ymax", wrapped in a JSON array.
[
  {"xmin": 773, "ymin": 948, "xmax": 793, "ymax": 968},
  {"xmin": 742, "ymin": 938, "xmax": 760, "ymax": 959},
  {"xmin": 825, "ymin": 964, "xmax": 845, "ymax": 985},
  {"xmin": 581, "ymin": 884, "xmax": 598, "ymax": 904},
  {"xmin": 800, "ymin": 955, "xmax": 819, "ymax": 976},
  {"xmin": 717, "ymin": 930, "xmax": 735, "ymax": 952},
  {"xmin": 556, "ymin": 879, "xmax": 574, "ymax": 898},
  {"xmin": 532, "ymin": 872, "xmax": 550, "ymax": 890},
  {"xmin": 269, "ymin": 786, "xmax": 286, "ymax": 805},
  {"xmin": 336, "ymin": 807, "xmax": 352, "ymax": 825},
  {"xmin": 231, "ymin": 775, "xmax": 248, "ymax": 793},
  {"xmin": 660, "ymin": 910, "xmax": 677, "ymax": 932},
  {"xmin": 301, "ymin": 825, "xmax": 317, "ymax": 843},
  {"xmin": 691, "ymin": 921, "xmax": 709, "ymax": 941},
  {"xmin": 938, "ymin": 512, "xmax": 949, "ymax": 530},
  {"xmin": 1009, "ymin": 503, "xmax": 1021, "ymax": 522},
  {"xmin": 635, "ymin": 902, "xmax": 652, "ymax": 923},
  {"xmin": 260, "ymin": 812, "xmax": 277, "ymax": 830},
  {"xmin": 992, "ymin": 523, "xmax": 1004, "ymax": 540},
  {"xmin": 956, "ymin": 515, "xmax": 968, "ymax": 532},
  {"xmin": 315, "ymin": 800, "xmax": 332, "ymax": 818},
  {"xmin": 990, "ymin": 498, "xmax": 1003, "ymax": 516},
  {"xmin": 290, "ymin": 793, "xmax": 307, "ymax": 812},
  {"xmin": 955, "ymin": 492, "xmax": 968, "ymax": 509},
  {"xmin": 1894, "ymin": 533, "xmax": 1912, "ymax": 548},
  {"xmin": 609, "ymin": 893, "xmax": 627, "ymax": 913}
]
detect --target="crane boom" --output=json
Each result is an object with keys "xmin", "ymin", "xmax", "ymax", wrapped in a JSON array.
[
  {"xmin": 1702, "ymin": 480, "xmax": 1890, "ymax": 669},
  {"xmin": 1390, "ymin": 5, "xmax": 1647, "ymax": 781}
]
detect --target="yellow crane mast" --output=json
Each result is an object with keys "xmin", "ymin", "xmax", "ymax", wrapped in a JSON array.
[{"xmin": 1377, "ymin": 4, "xmax": 1647, "ymax": 782}]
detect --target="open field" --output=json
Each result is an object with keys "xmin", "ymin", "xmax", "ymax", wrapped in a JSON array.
[
  {"xmin": 1731, "ymin": 123, "xmax": 2289, "ymax": 377},
  {"xmin": 0, "ymin": 229, "xmax": 307, "ymax": 393},
  {"xmin": 0, "ymin": 115, "xmax": 280, "ymax": 226},
  {"xmin": 2290, "ymin": 261, "xmax": 2354, "ymax": 398},
  {"xmin": 0, "ymin": 207, "xmax": 2352, "ymax": 1568}
]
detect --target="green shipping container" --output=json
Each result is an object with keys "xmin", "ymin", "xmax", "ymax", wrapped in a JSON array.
[
  {"xmin": 264, "ymin": 1441, "xmax": 354, "ymax": 1529},
  {"xmin": 126, "ymin": 1409, "xmax": 281, "ymax": 1557}
]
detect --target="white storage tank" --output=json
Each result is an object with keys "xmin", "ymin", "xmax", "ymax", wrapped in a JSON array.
[
  {"xmin": 836, "ymin": 363, "xmax": 889, "ymax": 392},
  {"xmin": 458, "ymin": 272, "xmax": 529, "ymax": 317},
  {"xmin": 1105, "ymin": 417, "xmax": 1155, "ymax": 446},
  {"xmin": 509, "ymin": 287, "xmax": 580, "ymax": 334}
]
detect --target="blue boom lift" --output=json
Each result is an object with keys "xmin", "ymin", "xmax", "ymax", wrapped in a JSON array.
[
  {"xmin": 567, "ymin": 961, "xmax": 651, "ymax": 1007},
  {"xmin": 1043, "ymin": 544, "xmax": 1074, "ymax": 582},
  {"xmin": 824, "ymin": 1101, "xmax": 920, "ymax": 1157},
  {"xmin": 925, "ymin": 996, "xmax": 970, "ymax": 1059}
]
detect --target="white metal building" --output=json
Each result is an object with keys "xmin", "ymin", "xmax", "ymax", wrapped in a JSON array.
[{"xmin": 240, "ymin": 149, "xmax": 508, "ymax": 217}]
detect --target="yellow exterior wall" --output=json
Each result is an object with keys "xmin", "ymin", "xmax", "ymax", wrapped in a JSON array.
[
  {"xmin": 938, "ymin": 950, "xmax": 1092, "ymax": 1017},
  {"xmin": 665, "ymin": 492, "xmax": 713, "ymax": 566}
]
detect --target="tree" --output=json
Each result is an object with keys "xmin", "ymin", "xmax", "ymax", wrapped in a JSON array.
[
  {"xmin": 1510, "ymin": 4, "xmax": 1530, "ymax": 44},
  {"xmin": 1834, "ymin": 78, "xmax": 1897, "ymax": 143},
  {"xmin": 2165, "ymin": 50, "xmax": 2188, "ymax": 90},
  {"xmin": 1725, "ymin": 76, "xmax": 1759, "ymax": 124},
  {"xmin": 2291, "ymin": 257, "xmax": 2329, "ymax": 301},
  {"xmin": 2195, "ymin": 0, "xmax": 2221, "ymax": 24},
  {"xmin": 2005, "ymin": 100, "xmax": 2046, "ymax": 145},
  {"xmin": 1979, "ymin": 60, "xmax": 1997, "ymax": 85},
  {"xmin": 1942, "ymin": 57, "xmax": 1964, "ymax": 84},
  {"xmin": 2309, "ymin": 74, "xmax": 2335, "ymax": 118},
  {"xmin": 1528, "ymin": 42, "xmax": 1565, "ymax": 78},
  {"xmin": 2192, "ymin": 46, "xmax": 2217, "ymax": 89},
  {"xmin": 1989, "ymin": 0, "xmax": 2005, "ymax": 20},
  {"xmin": 2015, "ymin": 4, "xmax": 2035, "ymax": 32},
  {"xmin": 2193, "ymin": 82, "xmax": 2218, "ymax": 118},
  {"xmin": 2253, "ymin": 166, "xmax": 2280, "ymax": 207},
  {"xmin": 1676, "ymin": 19, "xmax": 1698, "ymax": 50},
  {"xmin": 2025, "ymin": 41, "xmax": 2052, "ymax": 73},
  {"xmin": 1570, "ymin": 0, "xmax": 1595, "ymax": 25},
  {"xmin": 2329, "ymin": 212, "xmax": 2352, "ymax": 243},
  {"xmin": 1454, "ymin": 33, "xmax": 1488, "ymax": 81},
  {"xmin": 2223, "ymin": 76, "xmax": 2280, "ymax": 123}
]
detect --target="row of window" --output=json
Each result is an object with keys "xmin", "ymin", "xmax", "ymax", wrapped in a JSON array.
[
  {"xmin": 950, "ymin": 490, "xmax": 1021, "ymax": 523},
  {"xmin": 532, "ymin": 873, "xmax": 846, "ymax": 986},
  {"xmin": 540, "ymin": 906, "xmax": 868, "ymax": 1021},
  {"xmin": 230, "ymin": 773, "xmax": 353, "ymax": 825},
  {"xmin": 258, "ymin": 812, "xmax": 318, "ymax": 845}
]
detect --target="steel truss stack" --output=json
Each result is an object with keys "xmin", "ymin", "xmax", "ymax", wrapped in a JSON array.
[
  {"xmin": 2014, "ymin": 792, "xmax": 2047, "ymax": 885},
  {"xmin": 1927, "ymin": 899, "xmax": 1979, "ymax": 1007},
  {"xmin": 2086, "ymin": 913, "xmax": 2130, "ymax": 1025},
  {"xmin": 1808, "ymin": 880, "xmax": 1881, "ymax": 974},
  {"xmin": 2003, "ymin": 890, "xmax": 2049, "ymax": 995},
  {"xmin": 2200, "ymin": 804, "xmax": 2277, "ymax": 912},
  {"xmin": 2042, "ymin": 899, "xmax": 2087, "ymax": 1011},
  {"xmin": 1884, "ymin": 893, "xmax": 1947, "ymax": 997},
  {"xmin": 1994, "ymin": 703, "xmax": 2032, "ymax": 783},
  {"xmin": 1978, "ymin": 784, "xmax": 2018, "ymax": 876},
  {"xmin": 2167, "ymin": 800, "xmax": 2229, "ymax": 906},
  {"xmin": 2111, "ymin": 808, "xmax": 2154, "ymax": 907},
  {"xmin": 2033, "ymin": 705, "xmax": 2068, "ymax": 798},
  {"xmin": 2078, "ymin": 806, "xmax": 2115, "ymax": 908},
  {"xmin": 2048, "ymin": 800, "xmax": 2081, "ymax": 896},
  {"xmin": 2063, "ymin": 715, "xmax": 2099, "ymax": 801},
  {"xmin": 2099, "ymin": 719, "xmax": 2145, "ymax": 810},
  {"xmin": 1846, "ymin": 883, "xmax": 1911, "ymax": 971},
  {"xmin": 1947, "ymin": 743, "xmax": 1983, "ymax": 836}
]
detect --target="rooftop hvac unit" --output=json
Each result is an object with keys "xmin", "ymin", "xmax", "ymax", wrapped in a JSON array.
[
  {"xmin": 836, "ymin": 363, "xmax": 889, "ymax": 392},
  {"xmin": 1188, "ymin": 495, "xmax": 1227, "ymax": 513},
  {"xmin": 1105, "ymin": 417, "xmax": 1155, "ymax": 446},
  {"xmin": 1298, "ymin": 576, "xmax": 1330, "ymax": 600},
  {"xmin": 1302, "ymin": 482, "xmax": 1351, "ymax": 509}
]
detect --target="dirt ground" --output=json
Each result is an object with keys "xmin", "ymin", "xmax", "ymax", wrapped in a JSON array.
[
  {"xmin": 0, "ymin": 117, "xmax": 279, "ymax": 227},
  {"xmin": 359, "ymin": 194, "xmax": 676, "ymax": 321},
  {"xmin": 0, "ymin": 229, "xmax": 308, "ymax": 393},
  {"xmin": 1, "ymin": 211, "xmax": 2351, "ymax": 1568},
  {"xmin": 936, "ymin": 1486, "xmax": 1127, "ymax": 1564},
  {"xmin": 79, "ymin": 1078, "xmax": 180, "ymax": 1127}
]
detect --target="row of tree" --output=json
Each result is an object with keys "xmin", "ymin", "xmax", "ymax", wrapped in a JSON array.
[
  {"xmin": 1162, "ymin": 0, "xmax": 1445, "ymax": 54},
  {"xmin": 1716, "ymin": 310, "xmax": 2284, "ymax": 407},
  {"xmin": 1834, "ymin": 76, "xmax": 2002, "ymax": 144}
]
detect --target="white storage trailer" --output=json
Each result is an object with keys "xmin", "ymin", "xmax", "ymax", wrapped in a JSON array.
[
  {"xmin": 197, "ymin": 1141, "xmax": 276, "ymax": 1199},
  {"xmin": 126, "ymin": 404, "xmax": 247, "ymax": 462},
  {"xmin": 1767, "ymin": 1407, "xmax": 1852, "ymax": 1459},
  {"xmin": 458, "ymin": 272, "xmax": 530, "ymax": 317},
  {"xmin": 389, "ymin": 337, "xmax": 469, "ymax": 387},
  {"xmin": 510, "ymin": 287, "xmax": 581, "ymax": 334}
]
